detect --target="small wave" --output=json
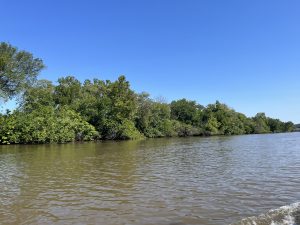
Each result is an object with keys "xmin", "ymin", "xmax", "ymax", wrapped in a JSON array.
[{"xmin": 231, "ymin": 202, "xmax": 300, "ymax": 225}]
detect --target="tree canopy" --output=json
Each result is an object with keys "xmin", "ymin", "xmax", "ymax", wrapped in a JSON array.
[
  {"xmin": 0, "ymin": 42, "xmax": 45, "ymax": 100},
  {"xmin": 0, "ymin": 43, "xmax": 295, "ymax": 144}
]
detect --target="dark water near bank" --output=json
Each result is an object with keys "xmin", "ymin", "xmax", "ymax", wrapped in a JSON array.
[{"xmin": 0, "ymin": 133, "xmax": 300, "ymax": 225}]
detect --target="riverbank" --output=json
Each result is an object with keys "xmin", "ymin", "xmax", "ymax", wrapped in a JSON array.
[{"xmin": 0, "ymin": 129, "xmax": 295, "ymax": 145}]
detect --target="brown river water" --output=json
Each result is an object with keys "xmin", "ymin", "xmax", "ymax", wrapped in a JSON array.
[{"xmin": 0, "ymin": 133, "xmax": 299, "ymax": 225}]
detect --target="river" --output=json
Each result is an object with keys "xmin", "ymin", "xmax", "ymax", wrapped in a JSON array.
[{"xmin": 0, "ymin": 133, "xmax": 299, "ymax": 225}]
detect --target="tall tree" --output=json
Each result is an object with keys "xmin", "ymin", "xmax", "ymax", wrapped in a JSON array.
[
  {"xmin": 54, "ymin": 76, "xmax": 81, "ymax": 107},
  {"xmin": 22, "ymin": 79, "xmax": 55, "ymax": 111},
  {"xmin": 170, "ymin": 98, "xmax": 203, "ymax": 125},
  {"xmin": 0, "ymin": 42, "xmax": 44, "ymax": 100},
  {"xmin": 253, "ymin": 113, "xmax": 270, "ymax": 133}
]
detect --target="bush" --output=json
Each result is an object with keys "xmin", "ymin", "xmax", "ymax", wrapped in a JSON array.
[
  {"xmin": 173, "ymin": 121, "xmax": 203, "ymax": 137},
  {"xmin": 0, "ymin": 107, "xmax": 98, "ymax": 144}
]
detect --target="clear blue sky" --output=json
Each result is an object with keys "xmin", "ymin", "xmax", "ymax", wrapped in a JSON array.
[{"xmin": 1, "ymin": 0, "xmax": 299, "ymax": 123}]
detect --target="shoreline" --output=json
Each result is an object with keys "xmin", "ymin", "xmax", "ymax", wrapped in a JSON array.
[{"xmin": 0, "ymin": 131, "xmax": 296, "ymax": 146}]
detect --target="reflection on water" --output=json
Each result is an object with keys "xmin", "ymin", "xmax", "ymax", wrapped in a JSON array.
[{"xmin": 0, "ymin": 133, "xmax": 300, "ymax": 225}]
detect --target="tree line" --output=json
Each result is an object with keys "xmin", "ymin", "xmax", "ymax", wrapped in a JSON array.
[{"xmin": 0, "ymin": 42, "xmax": 295, "ymax": 144}]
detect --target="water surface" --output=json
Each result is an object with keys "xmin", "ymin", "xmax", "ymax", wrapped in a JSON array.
[{"xmin": 0, "ymin": 133, "xmax": 300, "ymax": 225}]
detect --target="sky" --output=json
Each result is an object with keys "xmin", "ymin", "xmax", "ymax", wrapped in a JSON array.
[{"xmin": 1, "ymin": 0, "xmax": 299, "ymax": 123}]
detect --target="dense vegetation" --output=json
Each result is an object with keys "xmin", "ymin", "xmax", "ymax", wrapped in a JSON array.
[{"xmin": 0, "ymin": 42, "xmax": 295, "ymax": 144}]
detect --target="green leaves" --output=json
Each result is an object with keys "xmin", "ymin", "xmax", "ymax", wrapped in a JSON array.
[
  {"xmin": 0, "ymin": 42, "xmax": 44, "ymax": 100},
  {"xmin": 170, "ymin": 99, "xmax": 203, "ymax": 125},
  {"xmin": 0, "ymin": 107, "xmax": 98, "ymax": 144},
  {"xmin": 0, "ymin": 42, "xmax": 294, "ymax": 143}
]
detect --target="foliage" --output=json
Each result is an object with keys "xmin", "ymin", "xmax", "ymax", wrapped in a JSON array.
[
  {"xmin": 0, "ymin": 43, "xmax": 295, "ymax": 144},
  {"xmin": 54, "ymin": 76, "xmax": 82, "ymax": 108},
  {"xmin": 201, "ymin": 101, "xmax": 247, "ymax": 135},
  {"xmin": 283, "ymin": 121, "xmax": 295, "ymax": 132},
  {"xmin": 136, "ymin": 94, "xmax": 175, "ymax": 137},
  {"xmin": 77, "ymin": 76, "xmax": 141, "ymax": 139},
  {"xmin": 21, "ymin": 79, "xmax": 55, "ymax": 111},
  {"xmin": 170, "ymin": 99, "xmax": 203, "ymax": 125},
  {"xmin": 0, "ymin": 107, "xmax": 98, "ymax": 144},
  {"xmin": 0, "ymin": 77, "xmax": 294, "ymax": 144},
  {"xmin": 0, "ymin": 42, "xmax": 44, "ymax": 100},
  {"xmin": 295, "ymin": 124, "xmax": 300, "ymax": 132},
  {"xmin": 172, "ymin": 120, "xmax": 203, "ymax": 137},
  {"xmin": 252, "ymin": 113, "xmax": 271, "ymax": 134}
]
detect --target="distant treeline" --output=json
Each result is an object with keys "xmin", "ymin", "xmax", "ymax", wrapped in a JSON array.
[{"xmin": 0, "ymin": 42, "xmax": 295, "ymax": 144}]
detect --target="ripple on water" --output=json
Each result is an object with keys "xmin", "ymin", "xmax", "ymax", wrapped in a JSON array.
[
  {"xmin": 231, "ymin": 202, "xmax": 300, "ymax": 225},
  {"xmin": 0, "ymin": 133, "xmax": 300, "ymax": 225}
]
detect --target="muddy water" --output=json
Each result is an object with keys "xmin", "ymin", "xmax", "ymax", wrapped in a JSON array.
[{"xmin": 0, "ymin": 133, "xmax": 299, "ymax": 225}]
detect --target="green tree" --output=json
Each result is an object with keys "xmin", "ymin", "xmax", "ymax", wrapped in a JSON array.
[
  {"xmin": 0, "ymin": 42, "xmax": 44, "ymax": 100},
  {"xmin": 284, "ymin": 121, "xmax": 295, "ymax": 132},
  {"xmin": 0, "ymin": 42, "xmax": 296, "ymax": 144},
  {"xmin": 21, "ymin": 79, "xmax": 55, "ymax": 111},
  {"xmin": 267, "ymin": 118, "xmax": 284, "ymax": 133},
  {"xmin": 54, "ymin": 76, "xmax": 82, "ymax": 108},
  {"xmin": 170, "ymin": 98, "xmax": 203, "ymax": 125},
  {"xmin": 80, "ymin": 75, "xmax": 142, "ymax": 139},
  {"xmin": 204, "ymin": 116, "xmax": 220, "ymax": 135},
  {"xmin": 253, "ymin": 113, "xmax": 270, "ymax": 133},
  {"xmin": 202, "ymin": 101, "xmax": 247, "ymax": 135},
  {"xmin": 135, "ymin": 92, "xmax": 153, "ymax": 134},
  {"xmin": 0, "ymin": 107, "xmax": 98, "ymax": 144}
]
